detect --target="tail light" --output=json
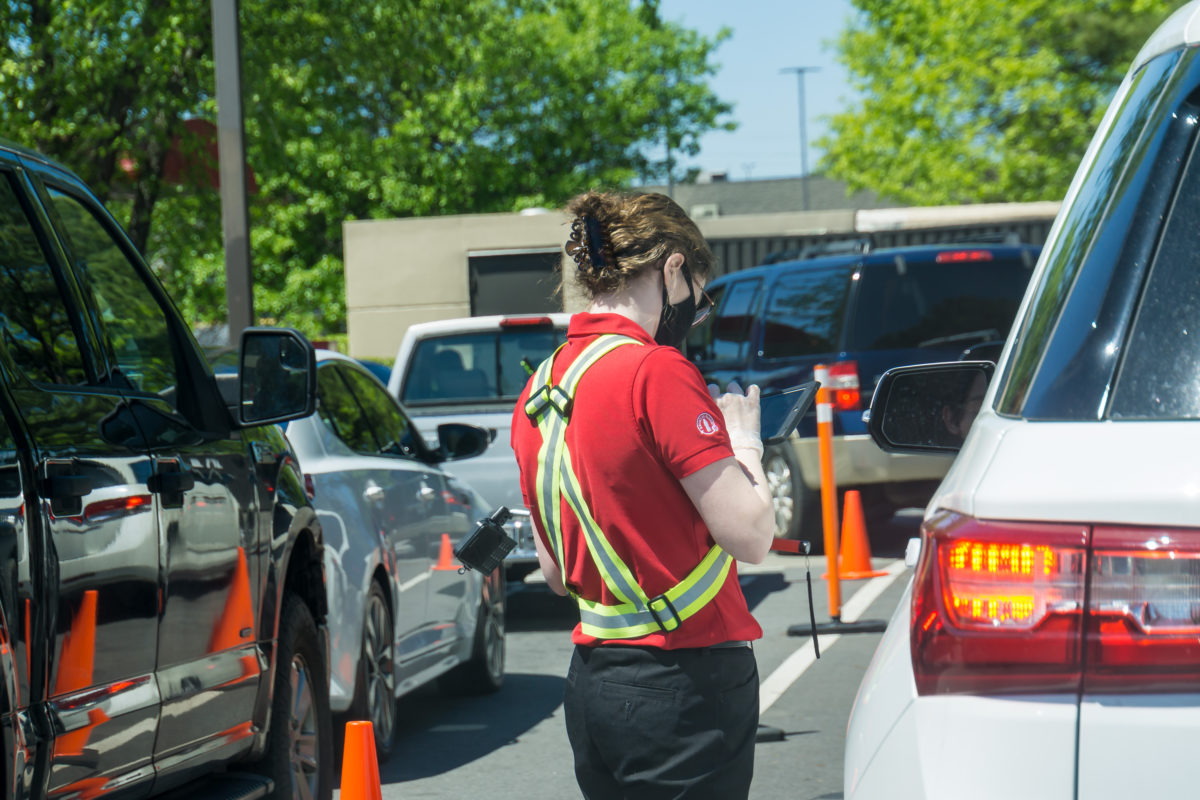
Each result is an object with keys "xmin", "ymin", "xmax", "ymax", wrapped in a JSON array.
[
  {"xmin": 1085, "ymin": 527, "xmax": 1200, "ymax": 692},
  {"xmin": 913, "ymin": 514, "xmax": 1200, "ymax": 696},
  {"xmin": 303, "ymin": 474, "xmax": 315, "ymax": 500},
  {"xmin": 499, "ymin": 316, "xmax": 553, "ymax": 328},
  {"xmin": 935, "ymin": 250, "xmax": 994, "ymax": 263},
  {"xmin": 912, "ymin": 512, "xmax": 1087, "ymax": 695},
  {"xmin": 827, "ymin": 360, "xmax": 860, "ymax": 411}
]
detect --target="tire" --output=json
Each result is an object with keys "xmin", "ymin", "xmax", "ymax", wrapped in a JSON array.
[
  {"xmin": 439, "ymin": 569, "xmax": 506, "ymax": 695},
  {"xmin": 344, "ymin": 582, "xmax": 396, "ymax": 762},
  {"xmin": 253, "ymin": 595, "xmax": 332, "ymax": 800},
  {"xmin": 762, "ymin": 443, "xmax": 819, "ymax": 545}
]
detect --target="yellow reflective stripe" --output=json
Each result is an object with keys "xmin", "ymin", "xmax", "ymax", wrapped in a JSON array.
[
  {"xmin": 542, "ymin": 335, "xmax": 643, "ymax": 604},
  {"xmin": 559, "ymin": 445, "xmax": 644, "ymax": 606},
  {"xmin": 526, "ymin": 333, "xmax": 735, "ymax": 640},
  {"xmin": 575, "ymin": 546, "xmax": 733, "ymax": 638},
  {"xmin": 529, "ymin": 352, "xmax": 564, "ymax": 566}
]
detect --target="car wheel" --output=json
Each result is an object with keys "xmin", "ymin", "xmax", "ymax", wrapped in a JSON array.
[
  {"xmin": 439, "ymin": 569, "xmax": 505, "ymax": 695},
  {"xmin": 347, "ymin": 582, "xmax": 396, "ymax": 761},
  {"xmin": 763, "ymin": 443, "xmax": 819, "ymax": 545},
  {"xmin": 254, "ymin": 595, "xmax": 332, "ymax": 800}
]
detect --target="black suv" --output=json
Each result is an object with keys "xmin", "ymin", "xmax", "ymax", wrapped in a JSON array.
[
  {"xmin": 687, "ymin": 242, "xmax": 1040, "ymax": 540},
  {"xmin": 0, "ymin": 140, "xmax": 331, "ymax": 800}
]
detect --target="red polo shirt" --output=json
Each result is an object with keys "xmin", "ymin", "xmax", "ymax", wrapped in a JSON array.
[{"xmin": 511, "ymin": 312, "xmax": 762, "ymax": 648}]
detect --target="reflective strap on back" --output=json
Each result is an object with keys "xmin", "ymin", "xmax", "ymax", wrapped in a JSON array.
[{"xmin": 525, "ymin": 333, "xmax": 733, "ymax": 639}]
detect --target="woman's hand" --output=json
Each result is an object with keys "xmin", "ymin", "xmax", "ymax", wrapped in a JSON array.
[{"xmin": 711, "ymin": 381, "xmax": 763, "ymax": 458}]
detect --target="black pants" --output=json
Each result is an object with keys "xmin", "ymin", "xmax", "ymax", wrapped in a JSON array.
[{"xmin": 564, "ymin": 644, "xmax": 759, "ymax": 800}]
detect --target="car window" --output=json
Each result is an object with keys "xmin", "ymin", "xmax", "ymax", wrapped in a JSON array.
[
  {"xmin": 0, "ymin": 172, "xmax": 88, "ymax": 385},
  {"xmin": 688, "ymin": 280, "xmax": 765, "ymax": 364},
  {"xmin": 339, "ymin": 365, "xmax": 422, "ymax": 459},
  {"xmin": 761, "ymin": 267, "xmax": 850, "ymax": 359},
  {"xmin": 1112, "ymin": 112, "xmax": 1200, "ymax": 419},
  {"xmin": 316, "ymin": 364, "xmax": 379, "ymax": 453},
  {"xmin": 403, "ymin": 326, "xmax": 564, "ymax": 405},
  {"xmin": 44, "ymin": 185, "xmax": 178, "ymax": 397},
  {"xmin": 848, "ymin": 256, "xmax": 1032, "ymax": 352},
  {"xmin": 996, "ymin": 52, "xmax": 1181, "ymax": 417}
]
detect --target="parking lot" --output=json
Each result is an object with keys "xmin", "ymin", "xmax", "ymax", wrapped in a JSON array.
[{"xmin": 334, "ymin": 513, "xmax": 920, "ymax": 800}]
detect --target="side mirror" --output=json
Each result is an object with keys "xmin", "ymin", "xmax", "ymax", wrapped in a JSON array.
[
  {"xmin": 436, "ymin": 423, "xmax": 490, "ymax": 461},
  {"xmin": 239, "ymin": 328, "xmax": 317, "ymax": 426},
  {"xmin": 866, "ymin": 361, "xmax": 995, "ymax": 454}
]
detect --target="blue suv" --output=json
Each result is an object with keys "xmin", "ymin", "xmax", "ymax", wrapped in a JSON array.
[{"xmin": 686, "ymin": 242, "xmax": 1040, "ymax": 541}]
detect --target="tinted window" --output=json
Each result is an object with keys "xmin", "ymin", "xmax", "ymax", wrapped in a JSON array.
[
  {"xmin": 45, "ymin": 186, "xmax": 177, "ymax": 396},
  {"xmin": 317, "ymin": 364, "xmax": 378, "ymax": 453},
  {"xmin": 1112, "ymin": 115, "xmax": 1200, "ymax": 419},
  {"xmin": 689, "ymin": 280, "xmax": 763, "ymax": 364},
  {"xmin": 997, "ymin": 52, "xmax": 1181, "ymax": 416},
  {"xmin": 0, "ymin": 173, "xmax": 87, "ymax": 385},
  {"xmin": 403, "ymin": 325, "xmax": 564, "ymax": 405},
  {"xmin": 761, "ymin": 267, "xmax": 850, "ymax": 359},
  {"xmin": 339, "ymin": 366, "xmax": 422, "ymax": 458},
  {"xmin": 848, "ymin": 256, "xmax": 1032, "ymax": 351}
]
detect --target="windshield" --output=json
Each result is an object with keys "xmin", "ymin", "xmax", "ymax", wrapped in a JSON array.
[{"xmin": 402, "ymin": 326, "xmax": 564, "ymax": 405}]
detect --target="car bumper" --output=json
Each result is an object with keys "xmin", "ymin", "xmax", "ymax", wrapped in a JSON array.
[{"xmin": 792, "ymin": 434, "xmax": 954, "ymax": 492}]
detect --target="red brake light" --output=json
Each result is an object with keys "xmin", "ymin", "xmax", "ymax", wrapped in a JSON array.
[
  {"xmin": 499, "ymin": 316, "xmax": 553, "ymax": 328},
  {"xmin": 911, "ymin": 512, "xmax": 1087, "ymax": 695},
  {"xmin": 913, "ymin": 515, "xmax": 1200, "ymax": 696},
  {"xmin": 827, "ymin": 360, "xmax": 860, "ymax": 411},
  {"xmin": 934, "ymin": 250, "xmax": 994, "ymax": 263}
]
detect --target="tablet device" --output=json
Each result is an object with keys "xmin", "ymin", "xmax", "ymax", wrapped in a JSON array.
[{"xmin": 760, "ymin": 381, "xmax": 820, "ymax": 445}]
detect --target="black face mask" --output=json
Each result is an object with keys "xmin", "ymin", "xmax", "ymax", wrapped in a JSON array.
[{"xmin": 654, "ymin": 264, "xmax": 698, "ymax": 350}]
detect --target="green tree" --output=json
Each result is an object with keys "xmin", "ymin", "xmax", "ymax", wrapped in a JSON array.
[
  {"xmin": 0, "ymin": 1, "xmax": 213, "ymax": 248},
  {"xmin": 2, "ymin": 0, "xmax": 732, "ymax": 337},
  {"xmin": 820, "ymin": 0, "xmax": 1175, "ymax": 205}
]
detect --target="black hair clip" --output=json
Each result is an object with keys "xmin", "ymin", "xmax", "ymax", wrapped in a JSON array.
[{"xmin": 565, "ymin": 214, "xmax": 612, "ymax": 272}]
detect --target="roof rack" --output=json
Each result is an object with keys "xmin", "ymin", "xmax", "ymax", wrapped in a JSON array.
[{"xmin": 762, "ymin": 236, "xmax": 873, "ymax": 264}]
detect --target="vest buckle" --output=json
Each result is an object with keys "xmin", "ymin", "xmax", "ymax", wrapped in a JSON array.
[{"xmin": 647, "ymin": 594, "xmax": 682, "ymax": 633}]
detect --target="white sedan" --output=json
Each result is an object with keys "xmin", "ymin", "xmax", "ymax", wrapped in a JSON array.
[{"xmin": 286, "ymin": 350, "xmax": 506, "ymax": 759}]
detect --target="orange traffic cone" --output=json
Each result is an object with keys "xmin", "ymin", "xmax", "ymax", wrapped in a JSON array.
[
  {"xmin": 210, "ymin": 547, "xmax": 256, "ymax": 652},
  {"xmin": 55, "ymin": 589, "xmax": 97, "ymax": 695},
  {"xmin": 826, "ymin": 490, "xmax": 888, "ymax": 580},
  {"xmin": 432, "ymin": 533, "xmax": 457, "ymax": 571},
  {"xmin": 340, "ymin": 721, "xmax": 382, "ymax": 800}
]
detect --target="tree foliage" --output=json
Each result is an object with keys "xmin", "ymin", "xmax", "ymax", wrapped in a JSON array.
[
  {"xmin": 820, "ymin": 0, "xmax": 1177, "ymax": 206},
  {"xmin": 1, "ymin": 0, "xmax": 732, "ymax": 336}
]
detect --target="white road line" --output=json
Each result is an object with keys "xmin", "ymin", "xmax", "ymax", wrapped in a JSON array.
[{"xmin": 759, "ymin": 559, "xmax": 907, "ymax": 714}]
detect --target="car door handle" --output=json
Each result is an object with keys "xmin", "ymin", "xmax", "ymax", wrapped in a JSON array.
[
  {"xmin": 363, "ymin": 484, "xmax": 385, "ymax": 504},
  {"xmin": 148, "ymin": 470, "xmax": 195, "ymax": 494}
]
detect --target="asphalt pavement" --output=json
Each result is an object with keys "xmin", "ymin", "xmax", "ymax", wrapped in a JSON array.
[{"xmin": 337, "ymin": 509, "xmax": 923, "ymax": 800}]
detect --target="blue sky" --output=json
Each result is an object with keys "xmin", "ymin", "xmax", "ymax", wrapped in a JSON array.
[{"xmin": 656, "ymin": 0, "xmax": 859, "ymax": 181}]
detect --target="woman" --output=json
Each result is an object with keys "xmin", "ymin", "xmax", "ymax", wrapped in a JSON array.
[{"xmin": 511, "ymin": 190, "xmax": 775, "ymax": 798}]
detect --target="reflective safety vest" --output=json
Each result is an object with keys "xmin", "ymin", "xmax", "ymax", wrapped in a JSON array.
[{"xmin": 523, "ymin": 333, "xmax": 734, "ymax": 639}]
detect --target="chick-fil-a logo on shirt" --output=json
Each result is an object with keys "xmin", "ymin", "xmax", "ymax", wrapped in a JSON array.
[{"xmin": 696, "ymin": 412, "xmax": 720, "ymax": 435}]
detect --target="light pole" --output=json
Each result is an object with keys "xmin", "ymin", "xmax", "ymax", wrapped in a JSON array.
[
  {"xmin": 782, "ymin": 66, "xmax": 820, "ymax": 211},
  {"xmin": 212, "ymin": 0, "xmax": 254, "ymax": 340}
]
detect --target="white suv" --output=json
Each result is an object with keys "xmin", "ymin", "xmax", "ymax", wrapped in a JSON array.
[
  {"xmin": 846, "ymin": 4, "xmax": 1200, "ymax": 798},
  {"xmin": 388, "ymin": 313, "xmax": 569, "ymax": 580}
]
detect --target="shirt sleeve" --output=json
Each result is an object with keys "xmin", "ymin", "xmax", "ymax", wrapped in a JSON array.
[{"xmin": 631, "ymin": 346, "xmax": 735, "ymax": 479}]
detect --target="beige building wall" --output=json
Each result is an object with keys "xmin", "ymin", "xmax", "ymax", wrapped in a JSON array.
[{"xmin": 343, "ymin": 202, "xmax": 1058, "ymax": 362}]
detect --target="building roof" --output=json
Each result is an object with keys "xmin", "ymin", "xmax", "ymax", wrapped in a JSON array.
[{"xmin": 636, "ymin": 174, "xmax": 900, "ymax": 219}]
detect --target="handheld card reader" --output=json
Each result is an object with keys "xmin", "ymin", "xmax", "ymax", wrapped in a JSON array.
[
  {"xmin": 759, "ymin": 381, "xmax": 820, "ymax": 446},
  {"xmin": 454, "ymin": 506, "xmax": 517, "ymax": 574}
]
